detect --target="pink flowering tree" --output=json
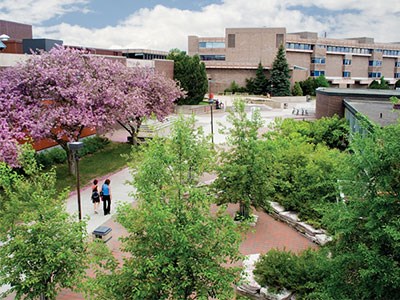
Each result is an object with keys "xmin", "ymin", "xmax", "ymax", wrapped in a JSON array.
[
  {"xmin": 0, "ymin": 46, "xmax": 183, "ymax": 173},
  {"xmin": 116, "ymin": 67, "xmax": 184, "ymax": 145}
]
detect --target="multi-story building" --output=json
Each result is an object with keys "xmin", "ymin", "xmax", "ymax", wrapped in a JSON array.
[{"xmin": 188, "ymin": 28, "xmax": 400, "ymax": 93}]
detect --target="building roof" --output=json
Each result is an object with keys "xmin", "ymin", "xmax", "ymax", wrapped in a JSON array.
[
  {"xmin": 344, "ymin": 99, "xmax": 400, "ymax": 127},
  {"xmin": 317, "ymin": 87, "xmax": 400, "ymax": 98}
]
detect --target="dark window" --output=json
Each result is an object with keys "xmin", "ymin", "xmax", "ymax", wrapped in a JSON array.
[
  {"xmin": 228, "ymin": 34, "xmax": 235, "ymax": 48},
  {"xmin": 343, "ymin": 71, "xmax": 351, "ymax": 78},
  {"xmin": 276, "ymin": 34, "xmax": 284, "ymax": 48}
]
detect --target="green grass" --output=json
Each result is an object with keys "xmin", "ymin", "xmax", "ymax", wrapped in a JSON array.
[{"xmin": 55, "ymin": 141, "xmax": 133, "ymax": 192}]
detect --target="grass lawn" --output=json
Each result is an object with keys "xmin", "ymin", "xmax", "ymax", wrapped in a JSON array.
[{"xmin": 55, "ymin": 141, "xmax": 134, "ymax": 192}]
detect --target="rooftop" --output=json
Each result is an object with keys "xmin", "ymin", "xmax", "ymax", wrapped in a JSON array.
[
  {"xmin": 317, "ymin": 87, "xmax": 400, "ymax": 98},
  {"xmin": 344, "ymin": 99, "xmax": 400, "ymax": 127}
]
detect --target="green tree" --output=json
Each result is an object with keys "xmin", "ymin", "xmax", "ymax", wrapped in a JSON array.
[
  {"xmin": 369, "ymin": 76, "xmax": 389, "ymax": 89},
  {"xmin": 270, "ymin": 44, "xmax": 291, "ymax": 96},
  {"xmin": 395, "ymin": 79, "xmax": 400, "ymax": 89},
  {"xmin": 299, "ymin": 77, "xmax": 315, "ymax": 96},
  {"xmin": 91, "ymin": 116, "xmax": 243, "ymax": 299},
  {"xmin": 253, "ymin": 62, "xmax": 269, "ymax": 95},
  {"xmin": 321, "ymin": 122, "xmax": 400, "ymax": 299},
  {"xmin": 314, "ymin": 74, "xmax": 330, "ymax": 89},
  {"xmin": 291, "ymin": 81, "xmax": 303, "ymax": 96},
  {"xmin": 167, "ymin": 49, "xmax": 208, "ymax": 105},
  {"xmin": 213, "ymin": 99, "xmax": 273, "ymax": 218},
  {"xmin": 0, "ymin": 147, "xmax": 88, "ymax": 300},
  {"xmin": 245, "ymin": 77, "xmax": 256, "ymax": 94}
]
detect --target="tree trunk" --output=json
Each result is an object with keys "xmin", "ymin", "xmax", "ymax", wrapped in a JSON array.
[{"xmin": 239, "ymin": 202, "xmax": 250, "ymax": 219}]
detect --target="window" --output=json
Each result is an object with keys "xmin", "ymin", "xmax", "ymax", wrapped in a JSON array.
[
  {"xmin": 343, "ymin": 59, "xmax": 352, "ymax": 65},
  {"xmin": 311, "ymin": 57, "xmax": 326, "ymax": 64},
  {"xmin": 395, "ymin": 73, "xmax": 400, "ymax": 78},
  {"xmin": 343, "ymin": 71, "xmax": 351, "ymax": 78},
  {"xmin": 199, "ymin": 55, "xmax": 225, "ymax": 61},
  {"xmin": 310, "ymin": 70, "xmax": 325, "ymax": 77},
  {"xmin": 369, "ymin": 60, "xmax": 382, "ymax": 67},
  {"xmin": 368, "ymin": 72, "xmax": 382, "ymax": 78},
  {"xmin": 395, "ymin": 61, "xmax": 400, "ymax": 67},
  {"xmin": 228, "ymin": 34, "xmax": 235, "ymax": 48},
  {"xmin": 276, "ymin": 34, "xmax": 284, "ymax": 48},
  {"xmin": 198, "ymin": 42, "xmax": 225, "ymax": 49}
]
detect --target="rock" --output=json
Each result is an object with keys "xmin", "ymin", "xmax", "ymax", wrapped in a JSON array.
[
  {"xmin": 279, "ymin": 211, "xmax": 299, "ymax": 224},
  {"xmin": 295, "ymin": 222, "xmax": 324, "ymax": 236},
  {"xmin": 270, "ymin": 201, "xmax": 285, "ymax": 213},
  {"xmin": 260, "ymin": 287, "xmax": 293, "ymax": 300},
  {"xmin": 315, "ymin": 234, "xmax": 332, "ymax": 245},
  {"xmin": 237, "ymin": 254, "xmax": 261, "ymax": 296}
]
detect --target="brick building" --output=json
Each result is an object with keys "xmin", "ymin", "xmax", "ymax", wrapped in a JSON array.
[{"xmin": 188, "ymin": 27, "xmax": 400, "ymax": 93}]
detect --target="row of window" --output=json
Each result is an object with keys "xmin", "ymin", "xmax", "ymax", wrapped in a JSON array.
[
  {"xmin": 286, "ymin": 43, "xmax": 313, "ymax": 50},
  {"xmin": 198, "ymin": 42, "xmax": 225, "ymax": 49},
  {"xmin": 311, "ymin": 57, "xmax": 325, "ymax": 64},
  {"xmin": 199, "ymin": 55, "xmax": 226, "ymax": 61},
  {"xmin": 368, "ymin": 72, "xmax": 382, "ymax": 78},
  {"xmin": 343, "ymin": 59, "xmax": 352, "ymax": 65},
  {"xmin": 287, "ymin": 44, "xmax": 400, "ymax": 57},
  {"xmin": 310, "ymin": 71, "xmax": 400, "ymax": 78},
  {"xmin": 310, "ymin": 70, "xmax": 325, "ymax": 76},
  {"xmin": 369, "ymin": 60, "xmax": 382, "ymax": 67}
]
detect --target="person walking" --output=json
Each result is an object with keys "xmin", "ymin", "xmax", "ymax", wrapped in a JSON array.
[
  {"xmin": 91, "ymin": 179, "xmax": 100, "ymax": 214},
  {"xmin": 101, "ymin": 179, "xmax": 112, "ymax": 215}
]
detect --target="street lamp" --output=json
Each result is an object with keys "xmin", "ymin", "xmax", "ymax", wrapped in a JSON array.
[
  {"xmin": 68, "ymin": 141, "xmax": 84, "ymax": 221},
  {"xmin": 208, "ymin": 98, "xmax": 214, "ymax": 144}
]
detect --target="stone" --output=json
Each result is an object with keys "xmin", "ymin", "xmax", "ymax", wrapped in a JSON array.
[
  {"xmin": 237, "ymin": 254, "xmax": 261, "ymax": 296},
  {"xmin": 260, "ymin": 287, "xmax": 293, "ymax": 300},
  {"xmin": 279, "ymin": 211, "xmax": 299, "ymax": 224},
  {"xmin": 296, "ymin": 222, "xmax": 324, "ymax": 236},
  {"xmin": 315, "ymin": 234, "xmax": 332, "ymax": 245},
  {"xmin": 270, "ymin": 201, "xmax": 285, "ymax": 213}
]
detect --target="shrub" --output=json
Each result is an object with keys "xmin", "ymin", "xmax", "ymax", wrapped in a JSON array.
[
  {"xmin": 254, "ymin": 248, "xmax": 328, "ymax": 297},
  {"xmin": 35, "ymin": 136, "xmax": 109, "ymax": 168}
]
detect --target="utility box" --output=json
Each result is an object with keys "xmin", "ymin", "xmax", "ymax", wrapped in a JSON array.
[{"xmin": 92, "ymin": 226, "xmax": 112, "ymax": 242}]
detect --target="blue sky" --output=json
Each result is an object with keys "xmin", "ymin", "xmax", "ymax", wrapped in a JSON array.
[{"xmin": 0, "ymin": 0, "xmax": 399, "ymax": 51}]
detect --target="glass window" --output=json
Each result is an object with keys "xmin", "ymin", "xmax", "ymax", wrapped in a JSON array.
[
  {"xmin": 395, "ymin": 73, "xmax": 400, "ymax": 78},
  {"xmin": 228, "ymin": 34, "xmax": 235, "ymax": 48},
  {"xmin": 395, "ymin": 61, "xmax": 400, "ymax": 67},
  {"xmin": 276, "ymin": 34, "xmax": 284, "ymax": 48},
  {"xmin": 311, "ymin": 57, "xmax": 326, "ymax": 64},
  {"xmin": 368, "ymin": 72, "xmax": 382, "ymax": 78},
  {"xmin": 310, "ymin": 70, "xmax": 325, "ymax": 77},
  {"xmin": 200, "ymin": 55, "xmax": 225, "ymax": 61},
  {"xmin": 343, "ymin": 71, "xmax": 351, "ymax": 78},
  {"xmin": 199, "ymin": 42, "xmax": 225, "ymax": 48},
  {"xmin": 343, "ymin": 59, "xmax": 352, "ymax": 65},
  {"xmin": 369, "ymin": 60, "xmax": 382, "ymax": 67}
]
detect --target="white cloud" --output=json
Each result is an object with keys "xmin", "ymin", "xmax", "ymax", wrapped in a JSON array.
[
  {"xmin": 0, "ymin": 0, "xmax": 90, "ymax": 25},
  {"xmin": 13, "ymin": 0, "xmax": 400, "ymax": 51}
]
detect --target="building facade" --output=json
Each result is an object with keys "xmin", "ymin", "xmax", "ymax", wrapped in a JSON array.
[{"xmin": 188, "ymin": 28, "xmax": 400, "ymax": 93}]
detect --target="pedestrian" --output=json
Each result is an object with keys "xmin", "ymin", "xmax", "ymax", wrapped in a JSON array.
[
  {"xmin": 101, "ymin": 179, "xmax": 112, "ymax": 215},
  {"xmin": 91, "ymin": 179, "xmax": 100, "ymax": 214}
]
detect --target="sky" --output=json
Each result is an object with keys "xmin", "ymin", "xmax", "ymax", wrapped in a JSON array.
[{"xmin": 0, "ymin": 0, "xmax": 399, "ymax": 52}]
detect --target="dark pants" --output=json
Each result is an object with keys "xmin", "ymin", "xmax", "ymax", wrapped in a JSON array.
[{"xmin": 102, "ymin": 195, "xmax": 111, "ymax": 215}]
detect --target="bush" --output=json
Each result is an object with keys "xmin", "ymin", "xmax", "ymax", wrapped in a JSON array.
[
  {"xmin": 78, "ymin": 135, "xmax": 109, "ymax": 157},
  {"xmin": 35, "ymin": 136, "xmax": 110, "ymax": 168},
  {"xmin": 254, "ymin": 248, "xmax": 328, "ymax": 297}
]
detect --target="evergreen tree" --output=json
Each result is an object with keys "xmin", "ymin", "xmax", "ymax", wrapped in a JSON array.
[
  {"xmin": 270, "ymin": 44, "xmax": 291, "ymax": 96},
  {"xmin": 253, "ymin": 62, "xmax": 269, "ymax": 95},
  {"xmin": 167, "ymin": 49, "xmax": 208, "ymax": 105},
  {"xmin": 291, "ymin": 82, "xmax": 303, "ymax": 96}
]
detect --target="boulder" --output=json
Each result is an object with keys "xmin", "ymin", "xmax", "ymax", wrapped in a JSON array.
[{"xmin": 260, "ymin": 287, "xmax": 293, "ymax": 300}]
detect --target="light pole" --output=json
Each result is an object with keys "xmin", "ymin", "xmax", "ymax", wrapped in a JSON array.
[
  {"xmin": 68, "ymin": 142, "xmax": 84, "ymax": 221},
  {"xmin": 209, "ymin": 98, "xmax": 214, "ymax": 144}
]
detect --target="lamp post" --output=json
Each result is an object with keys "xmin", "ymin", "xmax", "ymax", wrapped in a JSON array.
[{"xmin": 68, "ymin": 142, "xmax": 84, "ymax": 221}]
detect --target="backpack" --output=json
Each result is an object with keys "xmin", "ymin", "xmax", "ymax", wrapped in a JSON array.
[{"xmin": 92, "ymin": 190, "xmax": 100, "ymax": 200}]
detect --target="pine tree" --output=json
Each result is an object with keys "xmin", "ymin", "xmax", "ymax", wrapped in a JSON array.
[
  {"xmin": 253, "ymin": 62, "xmax": 269, "ymax": 95},
  {"xmin": 270, "ymin": 44, "xmax": 291, "ymax": 96}
]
